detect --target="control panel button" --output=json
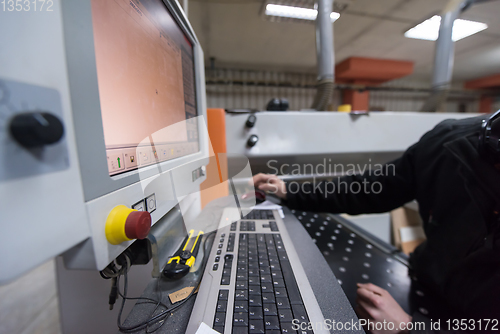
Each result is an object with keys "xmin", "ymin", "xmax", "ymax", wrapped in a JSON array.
[
  {"xmin": 107, "ymin": 151, "xmax": 125, "ymax": 173},
  {"xmin": 146, "ymin": 193, "xmax": 156, "ymax": 213},
  {"xmin": 132, "ymin": 200, "xmax": 145, "ymax": 211},
  {"xmin": 124, "ymin": 211, "xmax": 151, "ymax": 240},
  {"xmin": 105, "ymin": 205, "xmax": 151, "ymax": 245},
  {"xmin": 123, "ymin": 149, "xmax": 138, "ymax": 169}
]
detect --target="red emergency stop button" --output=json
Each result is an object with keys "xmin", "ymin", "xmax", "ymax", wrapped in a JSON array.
[
  {"xmin": 125, "ymin": 211, "xmax": 151, "ymax": 239},
  {"xmin": 105, "ymin": 205, "xmax": 152, "ymax": 245}
]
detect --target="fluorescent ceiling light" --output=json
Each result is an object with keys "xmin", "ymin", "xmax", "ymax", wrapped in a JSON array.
[
  {"xmin": 265, "ymin": 4, "xmax": 340, "ymax": 22},
  {"xmin": 404, "ymin": 15, "xmax": 487, "ymax": 41}
]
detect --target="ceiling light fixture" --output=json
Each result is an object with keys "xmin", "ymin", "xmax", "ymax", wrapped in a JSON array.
[
  {"xmin": 265, "ymin": 4, "xmax": 340, "ymax": 22},
  {"xmin": 404, "ymin": 15, "xmax": 487, "ymax": 41}
]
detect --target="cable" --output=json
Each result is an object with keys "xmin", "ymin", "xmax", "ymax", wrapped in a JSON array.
[{"xmin": 116, "ymin": 231, "xmax": 216, "ymax": 333}]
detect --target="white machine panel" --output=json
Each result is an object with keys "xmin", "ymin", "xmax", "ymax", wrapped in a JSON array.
[
  {"xmin": 0, "ymin": 2, "xmax": 90, "ymax": 284},
  {"xmin": 226, "ymin": 111, "xmax": 478, "ymax": 157}
]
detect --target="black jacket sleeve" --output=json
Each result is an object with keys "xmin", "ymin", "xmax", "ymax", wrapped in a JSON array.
[{"xmin": 284, "ymin": 143, "xmax": 418, "ymax": 215}]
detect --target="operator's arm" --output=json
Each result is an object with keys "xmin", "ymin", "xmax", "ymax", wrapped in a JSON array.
[{"xmin": 253, "ymin": 142, "xmax": 417, "ymax": 215}]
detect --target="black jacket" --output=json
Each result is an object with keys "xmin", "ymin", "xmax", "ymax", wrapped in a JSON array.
[{"xmin": 285, "ymin": 114, "xmax": 500, "ymax": 319}]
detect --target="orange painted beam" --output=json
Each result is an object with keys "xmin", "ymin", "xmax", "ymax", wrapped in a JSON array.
[
  {"xmin": 200, "ymin": 108, "xmax": 229, "ymax": 209},
  {"xmin": 479, "ymin": 95, "xmax": 493, "ymax": 114},
  {"xmin": 336, "ymin": 57, "xmax": 414, "ymax": 84},
  {"xmin": 465, "ymin": 73, "xmax": 500, "ymax": 89},
  {"xmin": 343, "ymin": 89, "xmax": 369, "ymax": 111}
]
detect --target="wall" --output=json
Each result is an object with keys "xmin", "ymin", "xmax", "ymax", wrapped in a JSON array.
[{"xmin": 205, "ymin": 68, "xmax": 481, "ymax": 113}]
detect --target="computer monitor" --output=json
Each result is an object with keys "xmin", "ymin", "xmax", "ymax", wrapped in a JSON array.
[{"xmin": 90, "ymin": 0, "xmax": 200, "ymax": 177}]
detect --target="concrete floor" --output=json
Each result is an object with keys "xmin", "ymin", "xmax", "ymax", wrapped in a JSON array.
[{"xmin": 0, "ymin": 260, "xmax": 61, "ymax": 334}]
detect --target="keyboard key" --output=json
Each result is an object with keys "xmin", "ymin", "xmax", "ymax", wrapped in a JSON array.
[
  {"xmin": 271, "ymin": 270, "xmax": 283, "ymax": 279},
  {"xmin": 280, "ymin": 322, "xmax": 297, "ymax": 333},
  {"xmin": 276, "ymin": 297, "xmax": 290, "ymax": 309},
  {"xmin": 291, "ymin": 304, "xmax": 309, "ymax": 322},
  {"xmin": 234, "ymin": 300, "xmax": 248, "ymax": 313},
  {"xmin": 260, "ymin": 283, "xmax": 273, "ymax": 292},
  {"xmin": 249, "ymin": 320, "xmax": 265, "ymax": 334},
  {"xmin": 236, "ymin": 266, "xmax": 248, "ymax": 273},
  {"xmin": 278, "ymin": 309, "xmax": 293, "ymax": 322},
  {"xmin": 244, "ymin": 303, "xmax": 261, "ymax": 319},
  {"xmin": 248, "ymin": 286, "xmax": 261, "ymax": 296},
  {"xmin": 248, "ymin": 262, "xmax": 259, "ymax": 269},
  {"xmin": 236, "ymin": 280, "xmax": 247, "ymax": 290},
  {"xmin": 233, "ymin": 312, "xmax": 248, "ymax": 326},
  {"xmin": 280, "ymin": 261, "xmax": 303, "ymax": 305},
  {"xmin": 213, "ymin": 325, "xmax": 224, "ymax": 334},
  {"xmin": 216, "ymin": 300, "xmax": 227, "ymax": 312},
  {"xmin": 270, "ymin": 263, "xmax": 281, "ymax": 270},
  {"xmin": 248, "ymin": 276, "xmax": 259, "ymax": 285},
  {"xmin": 235, "ymin": 290, "xmax": 248, "ymax": 301},
  {"xmin": 264, "ymin": 316, "xmax": 280, "ymax": 330},
  {"xmin": 260, "ymin": 275, "xmax": 272, "ymax": 283},
  {"xmin": 218, "ymin": 290, "xmax": 229, "ymax": 301},
  {"xmin": 273, "ymin": 278, "xmax": 285, "ymax": 288},
  {"xmin": 278, "ymin": 253, "xmax": 289, "ymax": 261},
  {"xmin": 259, "ymin": 260, "xmax": 270, "ymax": 267},
  {"xmin": 236, "ymin": 272, "xmax": 248, "ymax": 281},
  {"xmin": 297, "ymin": 329, "xmax": 313, "ymax": 334},
  {"xmin": 263, "ymin": 303, "xmax": 278, "ymax": 316},
  {"xmin": 220, "ymin": 276, "xmax": 230, "ymax": 285},
  {"xmin": 223, "ymin": 269, "xmax": 231, "ymax": 276},
  {"xmin": 232, "ymin": 326, "xmax": 248, "ymax": 334},
  {"xmin": 214, "ymin": 312, "xmax": 226, "ymax": 326},
  {"xmin": 261, "ymin": 292, "xmax": 275, "ymax": 304},
  {"xmin": 259, "ymin": 267, "xmax": 271, "ymax": 276},
  {"xmin": 215, "ymin": 256, "xmax": 220, "ymax": 262},
  {"xmin": 217, "ymin": 250, "xmax": 221, "ymax": 255},
  {"xmin": 213, "ymin": 264, "xmax": 219, "ymax": 271},
  {"xmin": 248, "ymin": 297, "xmax": 262, "ymax": 307},
  {"xmin": 274, "ymin": 288, "xmax": 287, "ymax": 297}
]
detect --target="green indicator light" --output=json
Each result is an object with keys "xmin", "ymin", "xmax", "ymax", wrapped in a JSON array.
[{"xmin": 117, "ymin": 157, "xmax": 121, "ymax": 168}]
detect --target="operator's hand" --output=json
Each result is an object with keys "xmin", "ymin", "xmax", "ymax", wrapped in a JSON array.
[
  {"xmin": 356, "ymin": 283, "xmax": 412, "ymax": 334},
  {"xmin": 251, "ymin": 173, "xmax": 287, "ymax": 200}
]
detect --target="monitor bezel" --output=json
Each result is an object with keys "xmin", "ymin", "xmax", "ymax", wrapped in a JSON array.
[{"xmin": 62, "ymin": 0, "xmax": 209, "ymax": 202}]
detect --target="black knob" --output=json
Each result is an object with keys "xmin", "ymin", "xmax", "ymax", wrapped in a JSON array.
[
  {"xmin": 9, "ymin": 112, "xmax": 64, "ymax": 148},
  {"xmin": 245, "ymin": 114, "xmax": 257, "ymax": 128},
  {"xmin": 179, "ymin": 250, "xmax": 192, "ymax": 260},
  {"xmin": 247, "ymin": 134, "xmax": 258, "ymax": 147}
]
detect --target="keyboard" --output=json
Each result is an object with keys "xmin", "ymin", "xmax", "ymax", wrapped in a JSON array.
[{"xmin": 186, "ymin": 208, "xmax": 328, "ymax": 334}]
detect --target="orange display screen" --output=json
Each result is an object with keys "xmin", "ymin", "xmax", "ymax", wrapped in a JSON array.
[{"xmin": 91, "ymin": 0, "xmax": 199, "ymax": 176}]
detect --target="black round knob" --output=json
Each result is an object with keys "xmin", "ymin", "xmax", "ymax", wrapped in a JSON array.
[
  {"xmin": 9, "ymin": 112, "xmax": 64, "ymax": 148},
  {"xmin": 179, "ymin": 250, "xmax": 192, "ymax": 261},
  {"xmin": 245, "ymin": 114, "xmax": 257, "ymax": 128},
  {"xmin": 247, "ymin": 134, "xmax": 258, "ymax": 147}
]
